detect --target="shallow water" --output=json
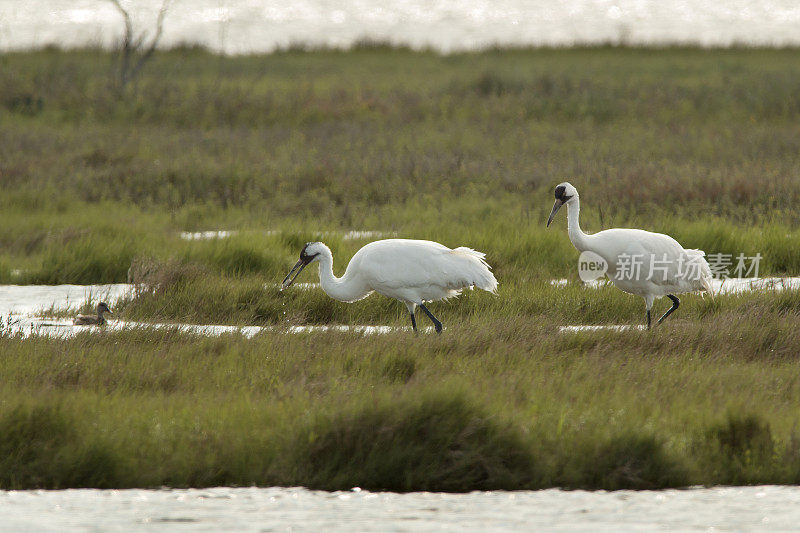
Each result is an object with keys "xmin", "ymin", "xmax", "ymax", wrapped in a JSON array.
[
  {"xmin": 551, "ymin": 277, "xmax": 800, "ymax": 294},
  {"xmin": 179, "ymin": 230, "xmax": 239, "ymax": 240},
  {"xmin": 276, "ymin": 282, "xmax": 320, "ymax": 290},
  {"xmin": 554, "ymin": 277, "xmax": 800, "ymax": 333},
  {"xmin": 2, "ymin": 486, "xmax": 799, "ymax": 532},
  {"xmin": 178, "ymin": 229, "xmax": 390, "ymax": 241},
  {"xmin": 5, "ymin": 317, "xmax": 418, "ymax": 339},
  {"xmin": 0, "ymin": 283, "xmax": 422, "ymax": 337},
  {"xmin": 560, "ymin": 324, "xmax": 646, "ymax": 333},
  {"xmin": 3, "ymin": 0, "xmax": 800, "ymax": 53},
  {"xmin": 0, "ymin": 284, "xmax": 132, "ymax": 316},
  {"xmin": 13, "ymin": 317, "xmax": 266, "ymax": 339},
  {"xmin": 1, "ymin": 278, "xmax": 796, "ymax": 338},
  {"xmin": 341, "ymin": 230, "xmax": 392, "ymax": 240},
  {"xmin": 713, "ymin": 277, "xmax": 800, "ymax": 293}
]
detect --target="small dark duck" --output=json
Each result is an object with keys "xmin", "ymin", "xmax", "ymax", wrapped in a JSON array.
[{"xmin": 73, "ymin": 302, "xmax": 113, "ymax": 325}]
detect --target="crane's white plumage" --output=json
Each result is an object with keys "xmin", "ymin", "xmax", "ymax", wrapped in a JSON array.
[
  {"xmin": 547, "ymin": 182, "xmax": 713, "ymax": 328},
  {"xmin": 282, "ymin": 239, "xmax": 497, "ymax": 332}
]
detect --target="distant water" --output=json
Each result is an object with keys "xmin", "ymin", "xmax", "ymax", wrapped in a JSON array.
[
  {"xmin": 2, "ymin": 0, "xmax": 800, "ymax": 54},
  {"xmin": 3, "ymin": 486, "xmax": 800, "ymax": 532}
]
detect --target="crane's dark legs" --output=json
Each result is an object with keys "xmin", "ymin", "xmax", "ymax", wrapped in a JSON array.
[
  {"xmin": 405, "ymin": 303, "xmax": 419, "ymax": 333},
  {"xmin": 419, "ymin": 304, "xmax": 443, "ymax": 334},
  {"xmin": 657, "ymin": 295, "xmax": 680, "ymax": 326},
  {"xmin": 644, "ymin": 295, "xmax": 655, "ymax": 330}
]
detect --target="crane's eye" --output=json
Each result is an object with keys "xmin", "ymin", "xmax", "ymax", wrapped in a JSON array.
[{"xmin": 555, "ymin": 185, "xmax": 573, "ymax": 202}]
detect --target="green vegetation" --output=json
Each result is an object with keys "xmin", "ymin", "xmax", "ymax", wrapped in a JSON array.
[
  {"xmin": 3, "ymin": 311, "xmax": 800, "ymax": 490},
  {"xmin": 1, "ymin": 46, "xmax": 799, "ymax": 490}
]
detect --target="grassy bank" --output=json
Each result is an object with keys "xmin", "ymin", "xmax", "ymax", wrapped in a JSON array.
[
  {"xmin": 2, "ymin": 305, "xmax": 800, "ymax": 490},
  {"xmin": 1, "ymin": 46, "xmax": 799, "ymax": 490}
]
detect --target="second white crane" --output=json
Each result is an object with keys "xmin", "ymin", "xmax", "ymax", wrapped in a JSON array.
[{"xmin": 547, "ymin": 182, "xmax": 713, "ymax": 328}]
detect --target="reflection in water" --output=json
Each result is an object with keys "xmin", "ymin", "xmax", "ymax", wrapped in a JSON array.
[{"xmin": 1, "ymin": 485, "xmax": 798, "ymax": 532}]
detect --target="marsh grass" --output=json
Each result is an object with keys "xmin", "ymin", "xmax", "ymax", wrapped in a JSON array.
[
  {"xmin": 2, "ymin": 47, "xmax": 800, "ymax": 284},
  {"xmin": 289, "ymin": 392, "xmax": 537, "ymax": 492},
  {"xmin": 2, "ymin": 308, "xmax": 800, "ymax": 489},
  {"xmin": 1, "ymin": 46, "xmax": 800, "ymax": 490}
]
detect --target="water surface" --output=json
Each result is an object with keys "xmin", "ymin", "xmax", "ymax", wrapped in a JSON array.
[
  {"xmin": 1, "ymin": 279, "xmax": 796, "ymax": 338},
  {"xmin": 0, "ymin": 284, "xmax": 131, "ymax": 316},
  {"xmin": 2, "ymin": 486, "xmax": 798, "ymax": 532},
  {"xmin": 8, "ymin": 317, "xmax": 411, "ymax": 338},
  {"xmin": 2, "ymin": 0, "xmax": 799, "ymax": 53},
  {"xmin": 551, "ymin": 277, "xmax": 800, "ymax": 294}
]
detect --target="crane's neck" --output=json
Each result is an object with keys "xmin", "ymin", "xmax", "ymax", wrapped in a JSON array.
[
  {"xmin": 315, "ymin": 250, "xmax": 370, "ymax": 303},
  {"xmin": 566, "ymin": 198, "xmax": 590, "ymax": 251}
]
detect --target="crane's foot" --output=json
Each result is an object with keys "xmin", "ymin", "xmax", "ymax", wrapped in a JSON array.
[{"xmin": 646, "ymin": 309, "xmax": 651, "ymax": 330}]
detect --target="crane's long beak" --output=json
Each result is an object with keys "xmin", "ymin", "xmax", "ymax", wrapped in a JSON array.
[
  {"xmin": 546, "ymin": 199, "xmax": 563, "ymax": 227},
  {"xmin": 281, "ymin": 258, "xmax": 309, "ymax": 289}
]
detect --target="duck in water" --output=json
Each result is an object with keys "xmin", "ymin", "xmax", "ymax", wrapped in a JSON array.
[{"xmin": 73, "ymin": 302, "xmax": 113, "ymax": 325}]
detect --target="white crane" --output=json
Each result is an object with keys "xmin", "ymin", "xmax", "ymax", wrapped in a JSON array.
[
  {"xmin": 546, "ymin": 182, "xmax": 713, "ymax": 328},
  {"xmin": 281, "ymin": 239, "xmax": 498, "ymax": 333}
]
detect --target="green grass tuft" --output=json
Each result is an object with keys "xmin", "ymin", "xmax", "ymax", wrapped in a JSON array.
[
  {"xmin": 0, "ymin": 405, "xmax": 118, "ymax": 488},
  {"xmin": 568, "ymin": 433, "xmax": 687, "ymax": 490},
  {"xmin": 290, "ymin": 392, "xmax": 536, "ymax": 492}
]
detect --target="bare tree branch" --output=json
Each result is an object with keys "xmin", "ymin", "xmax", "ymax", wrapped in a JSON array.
[
  {"xmin": 107, "ymin": 0, "xmax": 171, "ymax": 91},
  {"xmin": 129, "ymin": 0, "xmax": 171, "ymax": 81}
]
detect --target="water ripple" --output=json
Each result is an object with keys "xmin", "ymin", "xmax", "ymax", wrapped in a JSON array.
[{"xmin": 2, "ymin": 486, "xmax": 799, "ymax": 532}]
